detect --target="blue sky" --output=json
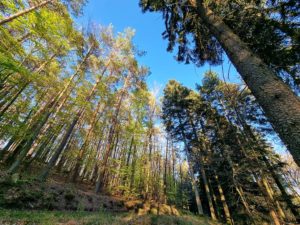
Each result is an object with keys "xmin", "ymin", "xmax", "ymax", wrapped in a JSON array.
[
  {"xmin": 75, "ymin": 0, "xmax": 287, "ymax": 154},
  {"xmin": 76, "ymin": 0, "xmax": 241, "ymax": 93}
]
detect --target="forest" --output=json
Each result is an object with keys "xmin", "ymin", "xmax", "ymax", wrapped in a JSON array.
[{"xmin": 0, "ymin": 0, "xmax": 299, "ymax": 225}]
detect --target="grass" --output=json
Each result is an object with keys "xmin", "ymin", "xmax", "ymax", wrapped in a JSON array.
[
  {"xmin": 0, "ymin": 209, "xmax": 220, "ymax": 225},
  {"xmin": 0, "ymin": 209, "xmax": 125, "ymax": 225}
]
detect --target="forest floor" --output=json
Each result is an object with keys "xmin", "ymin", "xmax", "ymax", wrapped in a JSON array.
[
  {"xmin": 0, "ymin": 210, "xmax": 219, "ymax": 225},
  {"xmin": 0, "ymin": 170, "xmax": 220, "ymax": 225}
]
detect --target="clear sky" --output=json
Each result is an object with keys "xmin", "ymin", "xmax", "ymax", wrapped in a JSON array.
[
  {"xmin": 74, "ymin": 0, "xmax": 287, "ymax": 154},
  {"xmin": 76, "ymin": 0, "xmax": 241, "ymax": 93}
]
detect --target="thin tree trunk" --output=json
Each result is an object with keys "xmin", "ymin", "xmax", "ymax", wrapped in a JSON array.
[
  {"xmin": 199, "ymin": 158, "xmax": 217, "ymax": 220},
  {"xmin": 0, "ymin": 52, "xmax": 57, "ymax": 121},
  {"xmin": 95, "ymin": 76, "xmax": 130, "ymax": 193},
  {"xmin": 121, "ymin": 135, "xmax": 134, "ymax": 189},
  {"xmin": 262, "ymin": 176, "xmax": 286, "ymax": 221},
  {"xmin": 0, "ymin": 0, "xmax": 54, "ymax": 25},
  {"xmin": 187, "ymin": 160, "xmax": 204, "ymax": 216},
  {"xmin": 95, "ymin": 121, "xmax": 118, "ymax": 192},
  {"xmin": 209, "ymin": 178, "xmax": 221, "ymax": 220},
  {"xmin": 263, "ymin": 156, "xmax": 300, "ymax": 222},
  {"xmin": 7, "ymin": 110, "xmax": 53, "ymax": 174},
  {"xmin": 163, "ymin": 138, "xmax": 168, "ymax": 203},
  {"xmin": 129, "ymin": 144, "xmax": 137, "ymax": 191},
  {"xmin": 177, "ymin": 114, "xmax": 207, "ymax": 217},
  {"xmin": 214, "ymin": 118, "xmax": 256, "ymax": 223},
  {"xmin": 70, "ymin": 99, "xmax": 104, "ymax": 182},
  {"xmin": 38, "ymin": 115, "xmax": 80, "ymax": 181},
  {"xmin": 214, "ymin": 173, "xmax": 233, "ymax": 225},
  {"xmin": 187, "ymin": 114, "xmax": 217, "ymax": 220},
  {"xmin": 239, "ymin": 118, "xmax": 299, "ymax": 222},
  {"xmin": 0, "ymin": 105, "xmax": 36, "ymax": 160},
  {"xmin": 256, "ymin": 177, "xmax": 282, "ymax": 225},
  {"xmin": 0, "ymin": 83, "xmax": 28, "ymax": 120},
  {"xmin": 225, "ymin": 149, "xmax": 255, "ymax": 223},
  {"xmin": 191, "ymin": 0, "xmax": 300, "ymax": 166}
]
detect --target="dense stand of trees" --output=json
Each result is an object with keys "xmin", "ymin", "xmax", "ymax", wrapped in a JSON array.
[
  {"xmin": 1, "ymin": 1, "xmax": 300, "ymax": 225},
  {"xmin": 140, "ymin": 0, "xmax": 300, "ymax": 167},
  {"xmin": 0, "ymin": 0, "xmax": 184, "ymax": 201},
  {"xmin": 162, "ymin": 75, "xmax": 300, "ymax": 224}
]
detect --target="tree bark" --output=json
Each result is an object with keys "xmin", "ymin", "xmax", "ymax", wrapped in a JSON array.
[{"xmin": 191, "ymin": 0, "xmax": 300, "ymax": 166}]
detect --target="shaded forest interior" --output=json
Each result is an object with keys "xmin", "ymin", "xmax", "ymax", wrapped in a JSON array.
[{"xmin": 0, "ymin": 0, "xmax": 300, "ymax": 225}]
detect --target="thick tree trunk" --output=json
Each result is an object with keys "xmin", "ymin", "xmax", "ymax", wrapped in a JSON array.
[
  {"xmin": 0, "ymin": 0, "xmax": 53, "ymax": 25},
  {"xmin": 191, "ymin": 0, "xmax": 300, "ymax": 166}
]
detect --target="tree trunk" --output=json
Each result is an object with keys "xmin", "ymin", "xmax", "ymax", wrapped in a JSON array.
[
  {"xmin": 0, "ymin": 84, "xmax": 28, "ymax": 120},
  {"xmin": 214, "ymin": 118, "xmax": 256, "ymax": 223},
  {"xmin": 71, "ymin": 99, "xmax": 103, "ymax": 182},
  {"xmin": 257, "ymin": 178, "xmax": 282, "ymax": 225},
  {"xmin": 163, "ymin": 138, "xmax": 168, "ymax": 203},
  {"xmin": 238, "ymin": 118, "xmax": 299, "ymax": 222},
  {"xmin": 191, "ymin": 0, "xmax": 300, "ymax": 166},
  {"xmin": 95, "ymin": 76, "xmax": 130, "ymax": 193},
  {"xmin": 187, "ymin": 160, "xmax": 204, "ymax": 216},
  {"xmin": 214, "ymin": 173, "xmax": 233, "ymax": 225},
  {"xmin": 199, "ymin": 158, "xmax": 217, "ymax": 220},
  {"xmin": 263, "ymin": 156, "xmax": 300, "ymax": 222},
  {"xmin": 0, "ymin": 0, "xmax": 54, "ymax": 25},
  {"xmin": 177, "ymin": 114, "xmax": 209, "ymax": 218},
  {"xmin": 187, "ymin": 114, "xmax": 217, "ymax": 220},
  {"xmin": 38, "ymin": 116, "xmax": 79, "ymax": 181},
  {"xmin": 7, "ymin": 110, "xmax": 53, "ymax": 174},
  {"xmin": 129, "ymin": 144, "xmax": 137, "ymax": 191}
]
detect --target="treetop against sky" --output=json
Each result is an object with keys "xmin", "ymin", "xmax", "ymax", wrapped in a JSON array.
[
  {"xmin": 75, "ymin": 0, "xmax": 240, "ymax": 92},
  {"xmin": 74, "ymin": 0, "xmax": 286, "ymax": 154}
]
